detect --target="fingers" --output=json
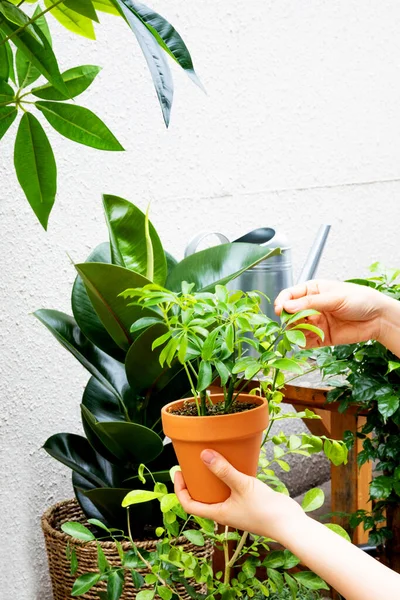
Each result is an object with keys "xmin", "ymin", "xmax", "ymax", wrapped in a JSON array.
[
  {"xmin": 275, "ymin": 283, "xmax": 312, "ymax": 314},
  {"xmin": 174, "ymin": 470, "xmax": 223, "ymax": 518},
  {"xmin": 200, "ymin": 450, "xmax": 249, "ymax": 493}
]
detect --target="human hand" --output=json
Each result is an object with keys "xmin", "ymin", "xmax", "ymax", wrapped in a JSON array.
[
  {"xmin": 274, "ymin": 280, "xmax": 389, "ymax": 348},
  {"xmin": 174, "ymin": 449, "xmax": 305, "ymax": 543}
]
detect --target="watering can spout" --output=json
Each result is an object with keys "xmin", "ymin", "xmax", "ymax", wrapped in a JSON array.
[{"xmin": 297, "ymin": 225, "xmax": 331, "ymax": 284}]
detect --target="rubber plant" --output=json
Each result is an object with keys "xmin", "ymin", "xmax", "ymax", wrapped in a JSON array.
[
  {"xmin": 0, "ymin": 0, "xmax": 201, "ymax": 228},
  {"xmin": 37, "ymin": 194, "xmax": 283, "ymax": 535},
  {"xmin": 315, "ymin": 263, "xmax": 400, "ymax": 563}
]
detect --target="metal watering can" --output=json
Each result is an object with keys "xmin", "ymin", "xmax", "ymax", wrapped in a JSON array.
[{"xmin": 185, "ymin": 225, "xmax": 331, "ymax": 321}]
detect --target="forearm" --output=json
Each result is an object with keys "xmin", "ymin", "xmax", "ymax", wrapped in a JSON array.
[
  {"xmin": 378, "ymin": 295, "xmax": 400, "ymax": 358},
  {"xmin": 278, "ymin": 516, "xmax": 400, "ymax": 600}
]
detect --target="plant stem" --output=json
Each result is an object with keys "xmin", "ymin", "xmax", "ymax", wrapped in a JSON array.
[
  {"xmin": 284, "ymin": 364, "xmax": 318, "ymax": 384},
  {"xmin": 0, "ymin": 0, "xmax": 65, "ymax": 47},
  {"xmin": 223, "ymin": 526, "xmax": 230, "ymax": 585},
  {"xmin": 224, "ymin": 530, "xmax": 249, "ymax": 585}
]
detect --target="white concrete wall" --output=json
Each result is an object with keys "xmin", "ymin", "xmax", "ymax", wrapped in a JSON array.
[{"xmin": 2, "ymin": 1, "xmax": 400, "ymax": 597}]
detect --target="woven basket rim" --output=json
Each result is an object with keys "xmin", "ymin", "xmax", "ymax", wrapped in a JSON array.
[{"xmin": 41, "ymin": 498, "xmax": 191, "ymax": 549}]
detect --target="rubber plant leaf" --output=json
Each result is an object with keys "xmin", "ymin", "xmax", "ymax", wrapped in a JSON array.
[
  {"xmin": 74, "ymin": 262, "xmax": 155, "ymax": 350},
  {"xmin": 166, "ymin": 244, "xmax": 281, "ymax": 292},
  {"xmin": 102, "ymin": 195, "xmax": 167, "ymax": 284},
  {"xmin": 14, "ymin": 112, "xmax": 57, "ymax": 230},
  {"xmin": 112, "ymin": 0, "xmax": 173, "ymax": 127},
  {"xmin": 71, "ymin": 242, "xmax": 125, "ymax": 362}
]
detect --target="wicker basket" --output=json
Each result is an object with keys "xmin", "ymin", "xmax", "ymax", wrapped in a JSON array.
[{"xmin": 42, "ymin": 499, "xmax": 213, "ymax": 600}]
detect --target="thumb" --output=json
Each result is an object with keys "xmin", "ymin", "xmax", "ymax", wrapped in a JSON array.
[
  {"xmin": 201, "ymin": 450, "xmax": 248, "ymax": 492},
  {"xmin": 283, "ymin": 292, "xmax": 341, "ymax": 315}
]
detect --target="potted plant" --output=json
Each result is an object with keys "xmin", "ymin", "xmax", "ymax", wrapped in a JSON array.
[
  {"xmin": 120, "ymin": 282, "xmax": 341, "ymax": 504},
  {"xmin": 61, "ymin": 391, "xmax": 349, "ymax": 600},
  {"xmin": 315, "ymin": 263, "xmax": 400, "ymax": 571},
  {"xmin": 37, "ymin": 195, "xmax": 282, "ymax": 597}
]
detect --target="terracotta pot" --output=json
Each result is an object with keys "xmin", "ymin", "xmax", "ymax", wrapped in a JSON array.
[{"xmin": 161, "ymin": 393, "xmax": 269, "ymax": 503}]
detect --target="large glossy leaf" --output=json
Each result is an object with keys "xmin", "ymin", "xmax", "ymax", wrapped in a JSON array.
[
  {"xmin": 43, "ymin": 433, "xmax": 115, "ymax": 488},
  {"xmin": 64, "ymin": 0, "xmax": 99, "ymax": 22},
  {"xmin": 123, "ymin": 1, "xmax": 201, "ymax": 88},
  {"xmin": 74, "ymin": 262, "xmax": 153, "ymax": 350},
  {"xmin": 81, "ymin": 405, "xmax": 164, "ymax": 465},
  {"xmin": 34, "ymin": 309, "xmax": 130, "ymax": 404},
  {"xmin": 0, "ymin": 106, "xmax": 17, "ymax": 140},
  {"xmin": 71, "ymin": 243, "xmax": 125, "ymax": 361},
  {"xmin": 113, "ymin": 0, "xmax": 173, "ymax": 127},
  {"xmin": 32, "ymin": 65, "xmax": 101, "ymax": 100},
  {"xmin": 44, "ymin": 0, "xmax": 96, "ymax": 39},
  {"xmin": 35, "ymin": 101, "xmax": 123, "ymax": 150},
  {"xmin": 167, "ymin": 243, "xmax": 281, "ymax": 292},
  {"xmin": 0, "ymin": 17, "xmax": 68, "ymax": 96},
  {"xmin": 82, "ymin": 376, "xmax": 126, "ymax": 422},
  {"xmin": 14, "ymin": 113, "xmax": 57, "ymax": 230},
  {"xmin": 103, "ymin": 195, "xmax": 167, "ymax": 284},
  {"xmin": 73, "ymin": 472, "xmax": 108, "ymax": 526}
]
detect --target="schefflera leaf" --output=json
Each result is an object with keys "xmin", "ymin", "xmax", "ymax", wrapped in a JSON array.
[
  {"xmin": 14, "ymin": 112, "xmax": 57, "ymax": 229},
  {"xmin": 103, "ymin": 194, "xmax": 167, "ymax": 284},
  {"xmin": 44, "ymin": 0, "xmax": 96, "ymax": 40},
  {"xmin": 32, "ymin": 65, "xmax": 102, "ymax": 101}
]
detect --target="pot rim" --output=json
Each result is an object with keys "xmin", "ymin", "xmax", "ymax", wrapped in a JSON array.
[{"xmin": 161, "ymin": 393, "xmax": 267, "ymax": 420}]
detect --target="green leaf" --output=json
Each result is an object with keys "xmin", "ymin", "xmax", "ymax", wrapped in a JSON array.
[
  {"xmin": 70, "ymin": 547, "xmax": 78, "ymax": 575},
  {"xmin": 61, "ymin": 522, "xmax": 95, "ymax": 541},
  {"xmin": 0, "ymin": 17, "xmax": 68, "ymax": 95},
  {"xmin": 324, "ymin": 523, "xmax": 351, "ymax": 542},
  {"xmin": 32, "ymin": 64, "xmax": 101, "ymax": 100},
  {"xmin": 119, "ymin": 0, "xmax": 201, "ymax": 87},
  {"xmin": 130, "ymin": 316, "xmax": 162, "ymax": 334},
  {"xmin": 131, "ymin": 570, "xmax": 145, "ymax": 589},
  {"xmin": 324, "ymin": 439, "xmax": 347, "ymax": 466},
  {"xmin": 0, "ymin": 2, "xmax": 30, "ymax": 27},
  {"xmin": 93, "ymin": 0, "xmax": 120, "ymax": 15},
  {"xmin": 0, "ymin": 31, "xmax": 10, "ymax": 80},
  {"xmin": 71, "ymin": 243, "xmax": 125, "ymax": 361},
  {"xmin": 197, "ymin": 360, "xmax": 212, "ymax": 391},
  {"xmin": 14, "ymin": 112, "xmax": 57, "ymax": 229},
  {"xmin": 15, "ymin": 6, "xmax": 52, "ymax": 88},
  {"xmin": 301, "ymin": 488, "xmax": 325, "ymax": 513},
  {"xmin": 167, "ymin": 244, "xmax": 281, "ymax": 292},
  {"xmin": 160, "ymin": 493, "xmax": 179, "ymax": 513},
  {"xmin": 183, "ymin": 529, "xmax": 205, "ymax": 546},
  {"xmin": 65, "ymin": 0, "xmax": 99, "ymax": 22},
  {"xmin": 122, "ymin": 489, "xmax": 164, "ymax": 507},
  {"xmin": 292, "ymin": 322, "xmax": 325, "ymax": 340},
  {"xmin": 0, "ymin": 80, "xmax": 14, "ymax": 102},
  {"xmin": 293, "ymin": 572, "xmax": 329, "ymax": 591},
  {"xmin": 113, "ymin": 0, "xmax": 173, "ymax": 127},
  {"xmin": 285, "ymin": 329, "xmax": 306, "ymax": 347},
  {"xmin": 74, "ymin": 262, "xmax": 151, "ymax": 349},
  {"xmin": 0, "ymin": 105, "xmax": 17, "ymax": 140},
  {"xmin": 369, "ymin": 475, "xmax": 393, "ymax": 500},
  {"xmin": 282, "ymin": 309, "xmax": 320, "ymax": 325},
  {"xmin": 71, "ymin": 572, "xmax": 101, "ymax": 595},
  {"xmin": 107, "ymin": 570, "xmax": 124, "ymax": 600},
  {"xmin": 378, "ymin": 394, "xmax": 400, "ymax": 419},
  {"xmin": 97, "ymin": 542, "xmax": 109, "ymax": 572},
  {"xmin": 158, "ymin": 586, "xmax": 172, "ymax": 600},
  {"xmin": 102, "ymin": 195, "xmax": 167, "ymax": 284},
  {"xmin": 44, "ymin": 0, "xmax": 96, "ymax": 39},
  {"xmin": 88, "ymin": 519, "xmax": 111, "ymax": 532},
  {"xmin": 283, "ymin": 573, "xmax": 298, "ymax": 600},
  {"xmin": 35, "ymin": 101, "xmax": 124, "ymax": 150},
  {"xmin": 215, "ymin": 360, "xmax": 230, "ymax": 386},
  {"xmin": 136, "ymin": 590, "xmax": 154, "ymax": 600},
  {"xmin": 270, "ymin": 358, "xmax": 303, "ymax": 374},
  {"xmin": 388, "ymin": 361, "xmax": 400, "ymax": 373}
]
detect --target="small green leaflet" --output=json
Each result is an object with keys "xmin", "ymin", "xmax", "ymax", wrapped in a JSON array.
[
  {"xmin": 44, "ymin": 0, "xmax": 96, "ymax": 40},
  {"xmin": 0, "ymin": 106, "xmax": 17, "ymax": 140},
  {"xmin": 32, "ymin": 65, "xmax": 102, "ymax": 100},
  {"xmin": 61, "ymin": 521, "xmax": 95, "ymax": 541},
  {"xmin": 35, "ymin": 101, "xmax": 124, "ymax": 150}
]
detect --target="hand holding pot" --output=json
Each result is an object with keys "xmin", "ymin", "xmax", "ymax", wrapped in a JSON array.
[
  {"xmin": 174, "ymin": 449, "xmax": 304, "ymax": 542},
  {"xmin": 274, "ymin": 279, "xmax": 393, "ymax": 349}
]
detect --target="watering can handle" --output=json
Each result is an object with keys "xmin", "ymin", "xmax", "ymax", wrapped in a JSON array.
[{"xmin": 184, "ymin": 231, "xmax": 230, "ymax": 257}]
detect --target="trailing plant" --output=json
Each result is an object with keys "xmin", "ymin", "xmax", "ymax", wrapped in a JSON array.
[
  {"xmin": 37, "ymin": 194, "xmax": 282, "ymax": 534},
  {"xmin": 0, "ymin": 0, "xmax": 200, "ymax": 228},
  {"xmin": 315, "ymin": 263, "xmax": 400, "ymax": 548},
  {"xmin": 61, "ymin": 394, "xmax": 349, "ymax": 600},
  {"xmin": 120, "ymin": 283, "xmax": 327, "ymax": 416}
]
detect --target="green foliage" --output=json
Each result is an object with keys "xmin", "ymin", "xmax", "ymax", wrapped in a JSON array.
[
  {"xmin": 316, "ymin": 264, "xmax": 400, "ymax": 547},
  {"xmin": 121, "ymin": 282, "xmax": 325, "ymax": 415},
  {"xmin": 39, "ymin": 195, "xmax": 284, "ymax": 533},
  {"xmin": 0, "ymin": 0, "xmax": 200, "ymax": 228}
]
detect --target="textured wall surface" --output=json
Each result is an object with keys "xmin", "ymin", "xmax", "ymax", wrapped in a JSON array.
[{"xmin": 2, "ymin": 2, "xmax": 400, "ymax": 598}]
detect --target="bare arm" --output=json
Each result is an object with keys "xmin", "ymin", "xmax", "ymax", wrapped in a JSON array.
[{"xmin": 175, "ymin": 450, "xmax": 400, "ymax": 600}]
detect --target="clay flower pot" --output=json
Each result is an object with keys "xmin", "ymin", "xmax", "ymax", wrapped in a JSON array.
[{"xmin": 161, "ymin": 393, "xmax": 269, "ymax": 503}]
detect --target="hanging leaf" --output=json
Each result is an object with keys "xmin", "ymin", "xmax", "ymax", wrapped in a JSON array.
[
  {"xmin": 103, "ymin": 194, "xmax": 167, "ymax": 284},
  {"xmin": 113, "ymin": 0, "xmax": 173, "ymax": 127},
  {"xmin": 15, "ymin": 6, "xmax": 52, "ymax": 88},
  {"xmin": 32, "ymin": 64, "xmax": 101, "ymax": 100},
  {"xmin": 35, "ymin": 101, "xmax": 124, "ymax": 150},
  {"xmin": 14, "ymin": 112, "xmax": 57, "ymax": 230},
  {"xmin": 0, "ymin": 2, "xmax": 31, "ymax": 27},
  {"xmin": 0, "ymin": 31, "xmax": 10, "ymax": 80},
  {"xmin": 64, "ymin": 0, "xmax": 99, "ymax": 22},
  {"xmin": 0, "ymin": 106, "xmax": 17, "ymax": 140},
  {"xmin": 71, "ymin": 573, "xmax": 101, "ymax": 596},
  {"xmin": 121, "ymin": 0, "xmax": 202, "ymax": 88},
  {"xmin": 92, "ymin": 0, "xmax": 120, "ymax": 15},
  {"xmin": 44, "ymin": 0, "xmax": 96, "ymax": 39},
  {"xmin": 0, "ymin": 18, "xmax": 68, "ymax": 96}
]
